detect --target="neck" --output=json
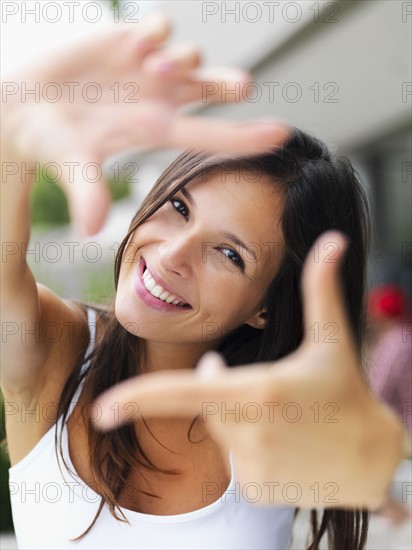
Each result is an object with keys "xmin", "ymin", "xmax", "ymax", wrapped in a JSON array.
[{"xmin": 139, "ymin": 339, "xmax": 221, "ymax": 374}]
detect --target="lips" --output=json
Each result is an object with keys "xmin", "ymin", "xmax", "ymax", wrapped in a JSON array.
[{"xmin": 134, "ymin": 258, "xmax": 192, "ymax": 311}]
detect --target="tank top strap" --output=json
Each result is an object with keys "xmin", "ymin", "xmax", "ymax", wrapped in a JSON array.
[
  {"xmin": 81, "ymin": 306, "xmax": 97, "ymax": 375},
  {"xmin": 66, "ymin": 306, "xmax": 97, "ymax": 419}
]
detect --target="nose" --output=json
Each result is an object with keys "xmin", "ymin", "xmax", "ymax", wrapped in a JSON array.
[{"xmin": 158, "ymin": 228, "xmax": 202, "ymax": 278}]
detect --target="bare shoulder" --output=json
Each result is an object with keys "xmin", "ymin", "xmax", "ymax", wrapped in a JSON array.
[{"xmin": 4, "ymin": 287, "xmax": 108, "ymax": 466}]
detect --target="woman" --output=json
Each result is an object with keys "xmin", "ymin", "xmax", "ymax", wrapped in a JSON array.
[{"xmin": 1, "ymin": 14, "xmax": 404, "ymax": 550}]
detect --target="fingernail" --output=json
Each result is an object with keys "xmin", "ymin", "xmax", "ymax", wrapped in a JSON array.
[
  {"xmin": 136, "ymin": 38, "xmax": 152, "ymax": 52},
  {"xmin": 196, "ymin": 352, "xmax": 224, "ymax": 378},
  {"xmin": 156, "ymin": 60, "xmax": 173, "ymax": 74},
  {"xmin": 94, "ymin": 402, "xmax": 115, "ymax": 431}
]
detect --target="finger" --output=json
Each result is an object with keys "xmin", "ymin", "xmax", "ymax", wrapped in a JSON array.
[
  {"xmin": 301, "ymin": 231, "xmax": 353, "ymax": 348},
  {"xmin": 166, "ymin": 67, "xmax": 252, "ymax": 107},
  {"xmin": 163, "ymin": 67, "xmax": 252, "ymax": 106},
  {"xmin": 132, "ymin": 13, "xmax": 172, "ymax": 61},
  {"xmin": 50, "ymin": 14, "xmax": 171, "ymax": 77},
  {"xmin": 103, "ymin": 14, "xmax": 172, "ymax": 70},
  {"xmin": 94, "ymin": 368, "xmax": 228, "ymax": 431},
  {"xmin": 195, "ymin": 351, "xmax": 227, "ymax": 378},
  {"xmin": 142, "ymin": 43, "xmax": 202, "ymax": 77},
  {"xmin": 168, "ymin": 117, "xmax": 290, "ymax": 154},
  {"xmin": 189, "ymin": 66, "xmax": 252, "ymax": 105},
  {"xmin": 94, "ymin": 353, "xmax": 268, "ymax": 431},
  {"xmin": 59, "ymin": 151, "xmax": 111, "ymax": 236}
]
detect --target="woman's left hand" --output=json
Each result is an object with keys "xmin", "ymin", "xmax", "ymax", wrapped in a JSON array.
[{"xmin": 95, "ymin": 231, "xmax": 405, "ymax": 509}]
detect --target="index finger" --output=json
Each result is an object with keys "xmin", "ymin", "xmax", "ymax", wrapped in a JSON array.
[
  {"xmin": 94, "ymin": 353, "xmax": 268, "ymax": 430},
  {"xmin": 94, "ymin": 368, "xmax": 227, "ymax": 431}
]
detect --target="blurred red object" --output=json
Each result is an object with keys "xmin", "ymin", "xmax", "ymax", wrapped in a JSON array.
[{"xmin": 368, "ymin": 285, "xmax": 408, "ymax": 321}]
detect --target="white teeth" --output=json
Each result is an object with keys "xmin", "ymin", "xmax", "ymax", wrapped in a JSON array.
[
  {"xmin": 151, "ymin": 285, "xmax": 163, "ymax": 298},
  {"xmin": 142, "ymin": 267, "xmax": 186, "ymax": 306},
  {"xmin": 144, "ymin": 277, "xmax": 156, "ymax": 292}
]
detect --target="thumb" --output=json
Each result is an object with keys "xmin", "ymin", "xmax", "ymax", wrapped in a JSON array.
[
  {"xmin": 301, "ymin": 231, "xmax": 351, "ymax": 347},
  {"xmin": 60, "ymin": 152, "xmax": 111, "ymax": 236}
]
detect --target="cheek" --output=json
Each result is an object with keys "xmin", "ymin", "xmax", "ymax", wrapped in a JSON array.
[
  {"xmin": 114, "ymin": 292, "xmax": 139, "ymax": 337},
  {"xmin": 115, "ymin": 265, "xmax": 143, "ymax": 330},
  {"xmin": 199, "ymin": 276, "xmax": 263, "ymax": 324}
]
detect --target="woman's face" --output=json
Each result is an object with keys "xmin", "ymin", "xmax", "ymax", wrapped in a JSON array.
[{"xmin": 116, "ymin": 170, "xmax": 285, "ymax": 346}]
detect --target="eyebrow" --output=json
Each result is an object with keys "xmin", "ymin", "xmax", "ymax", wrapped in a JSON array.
[
  {"xmin": 180, "ymin": 187, "xmax": 258, "ymax": 262},
  {"xmin": 223, "ymin": 232, "xmax": 257, "ymax": 261},
  {"xmin": 180, "ymin": 187, "xmax": 194, "ymax": 204}
]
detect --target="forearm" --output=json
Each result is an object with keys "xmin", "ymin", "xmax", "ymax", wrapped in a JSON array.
[{"xmin": 1, "ymin": 130, "xmax": 36, "ymax": 289}]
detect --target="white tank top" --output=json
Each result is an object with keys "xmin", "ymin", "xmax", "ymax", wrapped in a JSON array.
[{"xmin": 9, "ymin": 308, "xmax": 296, "ymax": 549}]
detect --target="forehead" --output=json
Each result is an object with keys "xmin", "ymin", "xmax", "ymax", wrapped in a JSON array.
[
  {"xmin": 186, "ymin": 167, "xmax": 283, "ymax": 224},
  {"xmin": 186, "ymin": 169, "xmax": 285, "ymax": 272}
]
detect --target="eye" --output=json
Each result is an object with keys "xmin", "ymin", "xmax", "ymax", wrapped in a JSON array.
[
  {"xmin": 219, "ymin": 247, "xmax": 245, "ymax": 271},
  {"xmin": 170, "ymin": 197, "xmax": 189, "ymax": 220}
]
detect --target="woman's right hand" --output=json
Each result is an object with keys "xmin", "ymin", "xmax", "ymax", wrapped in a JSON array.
[{"xmin": 2, "ymin": 14, "xmax": 288, "ymax": 235}]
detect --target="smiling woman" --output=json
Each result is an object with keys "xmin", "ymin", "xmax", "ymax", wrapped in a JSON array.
[
  {"xmin": 1, "ymin": 14, "xmax": 404, "ymax": 550},
  {"xmin": 36, "ymin": 130, "xmax": 370, "ymax": 548}
]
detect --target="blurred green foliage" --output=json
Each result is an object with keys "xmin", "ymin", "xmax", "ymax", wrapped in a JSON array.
[
  {"xmin": 31, "ymin": 168, "xmax": 131, "ymax": 228},
  {"xmin": 31, "ymin": 172, "xmax": 70, "ymax": 226},
  {"xmin": 84, "ymin": 265, "xmax": 116, "ymax": 304}
]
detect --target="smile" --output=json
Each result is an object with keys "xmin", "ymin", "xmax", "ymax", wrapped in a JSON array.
[
  {"xmin": 142, "ymin": 268, "xmax": 188, "ymax": 306},
  {"xmin": 134, "ymin": 258, "xmax": 192, "ymax": 311}
]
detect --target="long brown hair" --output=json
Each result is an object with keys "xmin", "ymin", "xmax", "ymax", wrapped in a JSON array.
[{"xmin": 57, "ymin": 128, "xmax": 371, "ymax": 548}]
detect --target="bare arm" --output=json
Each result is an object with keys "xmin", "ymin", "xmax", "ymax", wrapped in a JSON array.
[
  {"xmin": 0, "ymin": 138, "xmax": 62, "ymax": 393},
  {"xmin": 0, "ymin": 134, "xmax": 90, "ymax": 463}
]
